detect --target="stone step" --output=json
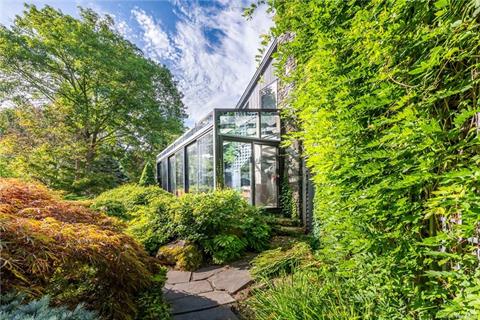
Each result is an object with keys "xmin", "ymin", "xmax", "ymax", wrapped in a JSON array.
[
  {"xmin": 170, "ymin": 291, "xmax": 235, "ymax": 315},
  {"xmin": 173, "ymin": 306, "xmax": 238, "ymax": 320},
  {"xmin": 272, "ymin": 225, "xmax": 305, "ymax": 237}
]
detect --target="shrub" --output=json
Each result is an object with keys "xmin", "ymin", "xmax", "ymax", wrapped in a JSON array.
[
  {"xmin": 156, "ymin": 240, "xmax": 203, "ymax": 271},
  {"xmin": 254, "ymin": 0, "xmax": 480, "ymax": 317},
  {"xmin": 94, "ymin": 186, "xmax": 271, "ymax": 265},
  {"xmin": 171, "ymin": 190, "xmax": 271, "ymax": 264},
  {"xmin": 135, "ymin": 272, "xmax": 170, "ymax": 320},
  {"xmin": 0, "ymin": 292, "xmax": 98, "ymax": 320},
  {"xmin": 250, "ymin": 242, "xmax": 315, "ymax": 280},
  {"xmin": 0, "ymin": 179, "xmax": 162, "ymax": 320},
  {"xmin": 92, "ymin": 184, "xmax": 175, "ymax": 254}
]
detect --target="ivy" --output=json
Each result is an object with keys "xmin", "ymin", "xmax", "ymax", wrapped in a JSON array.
[{"xmin": 263, "ymin": 0, "xmax": 480, "ymax": 317}]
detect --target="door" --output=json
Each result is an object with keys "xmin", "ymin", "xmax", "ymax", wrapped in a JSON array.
[{"xmin": 222, "ymin": 140, "xmax": 252, "ymax": 204}]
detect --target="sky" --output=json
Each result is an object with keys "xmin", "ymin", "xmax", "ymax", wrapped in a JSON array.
[{"xmin": 0, "ymin": 0, "xmax": 273, "ymax": 127}]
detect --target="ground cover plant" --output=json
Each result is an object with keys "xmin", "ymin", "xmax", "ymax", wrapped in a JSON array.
[
  {"xmin": 93, "ymin": 186, "xmax": 271, "ymax": 265},
  {"xmin": 0, "ymin": 179, "xmax": 169, "ymax": 320},
  {"xmin": 0, "ymin": 293, "xmax": 98, "ymax": 320},
  {"xmin": 245, "ymin": 0, "xmax": 480, "ymax": 318}
]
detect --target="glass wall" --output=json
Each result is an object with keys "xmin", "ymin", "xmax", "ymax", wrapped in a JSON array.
[
  {"xmin": 168, "ymin": 155, "xmax": 176, "ymax": 193},
  {"xmin": 156, "ymin": 109, "xmax": 281, "ymax": 208},
  {"xmin": 254, "ymin": 144, "xmax": 278, "ymax": 207},
  {"xmin": 223, "ymin": 141, "xmax": 252, "ymax": 204},
  {"xmin": 260, "ymin": 80, "xmax": 277, "ymax": 109},
  {"xmin": 175, "ymin": 151, "xmax": 185, "ymax": 196},
  {"xmin": 219, "ymin": 111, "xmax": 257, "ymax": 137},
  {"xmin": 260, "ymin": 112, "xmax": 280, "ymax": 140},
  {"xmin": 198, "ymin": 131, "xmax": 214, "ymax": 192},
  {"xmin": 161, "ymin": 160, "xmax": 168, "ymax": 191},
  {"xmin": 186, "ymin": 142, "xmax": 198, "ymax": 193}
]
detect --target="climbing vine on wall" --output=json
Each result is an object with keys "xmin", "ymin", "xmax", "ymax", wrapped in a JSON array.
[{"xmin": 254, "ymin": 0, "xmax": 480, "ymax": 317}]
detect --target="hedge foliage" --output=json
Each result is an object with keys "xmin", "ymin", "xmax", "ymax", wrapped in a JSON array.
[
  {"xmin": 254, "ymin": 0, "xmax": 480, "ymax": 318},
  {"xmin": 0, "ymin": 179, "xmax": 165, "ymax": 320},
  {"xmin": 92, "ymin": 186, "xmax": 271, "ymax": 264}
]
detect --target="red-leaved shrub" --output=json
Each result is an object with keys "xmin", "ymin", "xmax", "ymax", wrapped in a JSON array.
[{"xmin": 0, "ymin": 179, "xmax": 161, "ymax": 319}]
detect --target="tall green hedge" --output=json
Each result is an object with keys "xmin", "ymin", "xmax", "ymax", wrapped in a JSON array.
[{"xmin": 266, "ymin": 0, "xmax": 480, "ymax": 318}]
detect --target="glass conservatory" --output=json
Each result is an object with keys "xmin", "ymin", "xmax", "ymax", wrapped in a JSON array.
[{"xmin": 156, "ymin": 109, "xmax": 281, "ymax": 208}]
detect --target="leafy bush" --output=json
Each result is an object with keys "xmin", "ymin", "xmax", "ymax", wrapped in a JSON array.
[
  {"xmin": 94, "ymin": 186, "xmax": 270, "ymax": 265},
  {"xmin": 135, "ymin": 272, "xmax": 170, "ymax": 320},
  {"xmin": 92, "ymin": 184, "xmax": 175, "ymax": 254},
  {"xmin": 251, "ymin": 0, "xmax": 480, "ymax": 317},
  {"xmin": 156, "ymin": 240, "xmax": 203, "ymax": 271},
  {"xmin": 171, "ymin": 190, "xmax": 271, "ymax": 264},
  {"xmin": 0, "ymin": 293, "xmax": 98, "ymax": 320},
  {"xmin": 0, "ymin": 179, "xmax": 163, "ymax": 319},
  {"xmin": 250, "ymin": 242, "xmax": 315, "ymax": 280}
]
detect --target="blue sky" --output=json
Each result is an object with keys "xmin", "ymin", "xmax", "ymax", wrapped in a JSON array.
[{"xmin": 0, "ymin": 0, "xmax": 273, "ymax": 126}]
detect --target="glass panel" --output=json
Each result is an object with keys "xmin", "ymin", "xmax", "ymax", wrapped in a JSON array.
[
  {"xmin": 260, "ymin": 81, "xmax": 277, "ymax": 109},
  {"xmin": 175, "ymin": 151, "xmax": 185, "ymax": 196},
  {"xmin": 168, "ymin": 155, "xmax": 176, "ymax": 193},
  {"xmin": 161, "ymin": 160, "xmax": 168, "ymax": 191},
  {"xmin": 261, "ymin": 112, "xmax": 280, "ymax": 140},
  {"xmin": 186, "ymin": 142, "xmax": 198, "ymax": 193},
  {"xmin": 218, "ymin": 111, "xmax": 257, "ymax": 138},
  {"xmin": 254, "ymin": 144, "xmax": 278, "ymax": 207},
  {"xmin": 198, "ymin": 131, "xmax": 214, "ymax": 192},
  {"xmin": 223, "ymin": 140, "xmax": 252, "ymax": 204}
]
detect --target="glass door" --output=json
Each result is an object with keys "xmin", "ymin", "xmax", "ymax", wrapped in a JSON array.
[
  {"xmin": 254, "ymin": 144, "xmax": 278, "ymax": 207},
  {"xmin": 222, "ymin": 140, "xmax": 252, "ymax": 204}
]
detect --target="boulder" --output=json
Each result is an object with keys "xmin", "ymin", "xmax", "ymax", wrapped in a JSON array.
[{"xmin": 156, "ymin": 240, "xmax": 203, "ymax": 271}]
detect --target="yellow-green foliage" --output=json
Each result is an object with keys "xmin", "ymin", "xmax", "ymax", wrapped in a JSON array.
[
  {"xmin": 156, "ymin": 241, "xmax": 203, "ymax": 271},
  {"xmin": 94, "ymin": 186, "xmax": 271, "ymax": 265},
  {"xmin": 250, "ymin": 242, "xmax": 316, "ymax": 280},
  {"xmin": 0, "ymin": 179, "xmax": 163, "ymax": 320},
  {"xmin": 252, "ymin": 0, "xmax": 480, "ymax": 318},
  {"xmin": 92, "ymin": 184, "xmax": 175, "ymax": 255}
]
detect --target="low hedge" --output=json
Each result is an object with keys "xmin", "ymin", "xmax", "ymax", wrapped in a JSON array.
[{"xmin": 0, "ymin": 179, "xmax": 167, "ymax": 320}]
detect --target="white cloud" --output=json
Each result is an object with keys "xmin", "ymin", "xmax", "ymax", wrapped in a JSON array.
[
  {"xmin": 132, "ymin": 8, "xmax": 176, "ymax": 61},
  {"xmin": 132, "ymin": 2, "xmax": 273, "ymax": 126}
]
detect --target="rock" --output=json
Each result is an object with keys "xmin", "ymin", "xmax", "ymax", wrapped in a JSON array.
[
  {"xmin": 210, "ymin": 268, "xmax": 253, "ymax": 294},
  {"xmin": 156, "ymin": 240, "xmax": 203, "ymax": 271}
]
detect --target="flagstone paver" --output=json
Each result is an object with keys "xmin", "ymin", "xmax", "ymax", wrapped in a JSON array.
[
  {"xmin": 166, "ymin": 270, "xmax": 191, "ymax": 284},
  {"xmin": 165, "ymin": 262, "xmax": 252, "ymax": 319},
  {"xmin": 173, "ymin": 305, "xmax": 238, "ymax": 320},
  {"xmin": 210, "ymin": 269, "xmax": 253, "ymax": 294},
  {"xmin": 192, "ymin": 265, "xmax": 225, "ymax": 281}
]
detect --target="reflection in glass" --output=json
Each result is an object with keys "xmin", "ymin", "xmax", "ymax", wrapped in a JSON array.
[
  {"xmin": 254, "ymin": 145, "xmax": 278, "ymax": 207},
  {"xmin": 175, "ymin": 151, "xmax": 184, "ymax": 196},
  {"xmin": 223, "ymin": 141, "xmax": 252, "ymax": 204},
  {"xmin": 260, "ymin": 81, "xmax": 277, "ymax": 109},
  {"xmin": 168, "ymin": 155, "xmax": 176, "ymax": 193},
  {"xmin": 186, "ymin": 142, "xmax": 198, "ymax": 193},
  {"xmin": 260, "ymin": 112, "xmax": 280, "ymax": 140},
  {"xmin": 161, "ymin": 160, "xmax": 168, "ymax": 191},
  {"xmin": 219, "ymin": 111, "xmax": 257, "ymax": 137},
  {"xmin": 198, "ymin": 131, "xmax": 214, "ymax": 192}
]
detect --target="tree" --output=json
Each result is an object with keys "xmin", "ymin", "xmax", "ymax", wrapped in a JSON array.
[
  {"xmin": 139, "ymin": 161, "xmax": 156, "ymax": 186},
  {"xmin": 0, "ymin": 5, "xmax": 185, "ymax": 194}
]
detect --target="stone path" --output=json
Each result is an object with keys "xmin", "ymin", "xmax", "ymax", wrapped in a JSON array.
[{"xmin": 164, "ymin": 263, "xmax": 253, "ymax": 320}]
